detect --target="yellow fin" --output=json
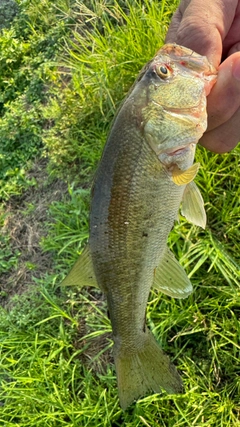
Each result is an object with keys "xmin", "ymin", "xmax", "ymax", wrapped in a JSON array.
[
  {"xmin": 152, "ymin": 247, "xmax": 193, "ymax": 299},
  {"xmin": 61, "ymin": 245, "xmax": 98, "ymax": 288},
  {"xmin": 172, "ymin": 162, "xmax": 200, "ymax": 186},
  {"xmin": 181, "ymin": 181, "xmax": 206, "ymax": 229},
  {"xmin": 115, "ymin": 328, "xmax": 183, "ymax": 410}
]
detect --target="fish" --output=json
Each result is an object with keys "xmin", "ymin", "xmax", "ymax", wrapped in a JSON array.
[{"xmin": 62, "ymin": 44, "xmax": 217, "ymax": 410}]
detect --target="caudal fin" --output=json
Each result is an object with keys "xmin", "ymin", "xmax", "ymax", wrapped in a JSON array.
[{"xmin": 114, "ymin": 328, "xmax": 184, "ymax": 410}]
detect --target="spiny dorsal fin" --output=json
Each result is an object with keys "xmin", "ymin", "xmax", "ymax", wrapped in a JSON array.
[
  {"xmin": 61, "ymin": 245, "xmax": 98, "ymax": 288},
  {"xmin": 181, "ymin": 181, "xmax": 206, "ymax": 229},
  {"xmin": 172, "ymin": 163, "xmax": 200, "ymax": 186},
  {"xmin": 152, "ymin": 247, "xmax": 193, "ymax": 299}
]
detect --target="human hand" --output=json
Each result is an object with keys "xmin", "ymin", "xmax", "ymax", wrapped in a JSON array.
[{"xmin": 166, "ymin": 0, "xmax": 240, "ymax": 153}]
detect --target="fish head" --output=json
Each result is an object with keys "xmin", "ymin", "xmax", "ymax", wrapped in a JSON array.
[{"xmin": 135, "ymin": 44, "xmax": 217, "ymax": 171}]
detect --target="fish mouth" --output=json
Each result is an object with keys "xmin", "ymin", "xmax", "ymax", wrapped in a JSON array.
[
  {"xmin": 158, "ymin": 142, "xmax": 196, "ymax": 167},
  {"xmin": 164, "ymin": 144, "xmax": 192, "ymax": 156},
  {"xmin": 161, "ymin": 143, "xmax": 193, "ymax": 160},
  {"xmin": 153, "ymin": 96, "xmax": 206, "ymax": 119},
  {"xmin": 151, "ymin": 104, "xmax": 207, "ymax": 159}
]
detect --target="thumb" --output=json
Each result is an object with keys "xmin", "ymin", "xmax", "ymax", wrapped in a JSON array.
[{"xmin": 165, "ymin": 0, "xmax": 238, "ymax": 67}]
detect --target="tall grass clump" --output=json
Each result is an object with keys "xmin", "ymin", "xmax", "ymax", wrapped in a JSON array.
[
  {"xmin": 43, "ymin": 0, "xmax": 179, "ymax": 177},
  {"xmin": 0, "ymin": 0, "xmax": 69, "ymax": 199}
]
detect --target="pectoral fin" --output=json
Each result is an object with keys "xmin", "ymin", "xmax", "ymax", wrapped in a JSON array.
[
  {"xmin": 172, "ymin": 163, "xmax": 200, "ymax": 186},
  {"xmin": 61, "ymin": 245, "xmax": 98, "ymax": 288},
  {"xmin": 181, "ymin": 181, "xmax": 206, "ymax": 229},
  {"xmin": 152, "ymin": 247, "xmax": 193, "ymax": 299}
]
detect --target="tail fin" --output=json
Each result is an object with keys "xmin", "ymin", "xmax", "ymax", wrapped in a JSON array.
[{"xmin": 114, "ymin": 328, "xmax": 183, "ymax": 410}]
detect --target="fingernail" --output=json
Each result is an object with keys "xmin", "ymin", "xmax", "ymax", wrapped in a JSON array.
[{"xmin": 232, "ymin": 57, "xmax": 240, "ymax": 81}]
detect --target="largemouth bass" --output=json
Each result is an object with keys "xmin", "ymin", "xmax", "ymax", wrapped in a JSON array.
[{"xmin": 62, "ymin": 44, "xmax": 217, "ymax": 409}]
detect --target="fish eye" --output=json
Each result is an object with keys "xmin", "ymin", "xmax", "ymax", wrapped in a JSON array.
[{"xmin": 156, "ymin": 65, "xmax": 171, "ymax": 79}]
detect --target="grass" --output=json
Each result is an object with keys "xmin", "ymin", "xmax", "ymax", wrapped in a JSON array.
[{"xmin": 0, "ymin": 0, "xmax": 240, "ymax": 426}]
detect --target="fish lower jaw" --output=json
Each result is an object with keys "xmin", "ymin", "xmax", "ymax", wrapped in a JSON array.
[
  {"xmin": 164, "ymin": 145, "xmax": 191, "ymax": 156},
  {"xmin": 158, "ymin": 143, "xmax": 195, "ymax": 166}
]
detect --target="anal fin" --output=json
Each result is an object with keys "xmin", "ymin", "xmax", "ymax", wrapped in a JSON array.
[
  {"xmin": 61, "ymin": 245, "xmax": 98, "ymax": 288},
  {"xmin": 152, "ymin": 247, "xmax": 193, "ymax": 299}
]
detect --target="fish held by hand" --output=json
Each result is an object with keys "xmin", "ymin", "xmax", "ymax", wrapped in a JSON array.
[{"xmin": 62, "ymin": 44, "xmax": 217, "ymax": 410}]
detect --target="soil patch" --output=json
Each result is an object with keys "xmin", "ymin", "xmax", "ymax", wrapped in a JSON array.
[
  {"xmin": 1, "ymin": 157, "xmax": 69, "ymax": 307},
  {"xmin": 0, "ymin": 157, "xmax": 113, "ymax": 371}
]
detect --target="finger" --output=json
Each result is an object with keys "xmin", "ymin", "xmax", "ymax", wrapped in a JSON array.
[
  {"xmin": 228, "ymin": 41, "xmax": 240, "ymax": 56},
  {"xmin": 166, "ymin": 5, "xmax": 187, "ymax": 43},
  {"xmin": 165, "ymin": 0, "xmax": 238, "ymax": 67},
  {"xmin": 205, "ymin": 52, "xmax": 240, "ymax": 132},
  {"xmin": 199, "ymin": 107, "xmax": 240, "ymax": 153},
  {"xmin": 200, "ymin": 52, "xmax": 240, "ymax": 153},
  {"xmin": 222, "ymin": 2, "xmax": 240, "ymax": 58}
]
